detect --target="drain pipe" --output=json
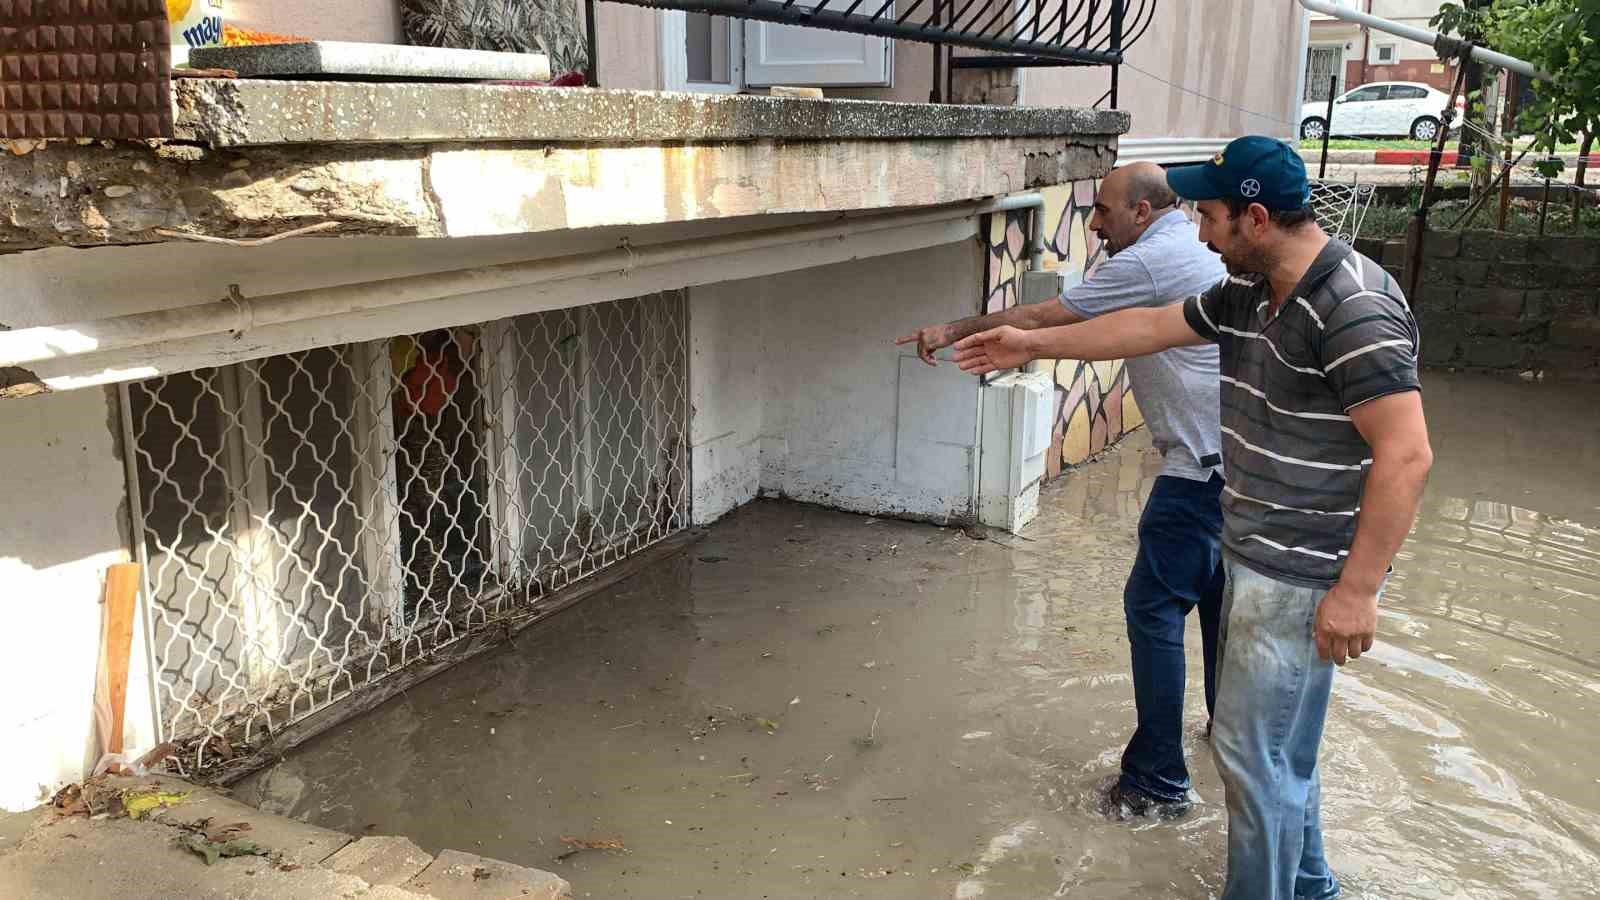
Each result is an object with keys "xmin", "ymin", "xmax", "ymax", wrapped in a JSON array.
[
  {"xmin": 986, "ymin": 191, "xmax": 1047, "ymax": 273},
  {"xmin": 0, "ymin": 191, "xmax": 1045, "ymax": 380},
  {"xmin": 1296, "ymin": 0, "xmax": 1552, "ymax": 81}
]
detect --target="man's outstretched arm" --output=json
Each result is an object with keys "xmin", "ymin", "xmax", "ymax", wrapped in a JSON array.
[
  {"xmin": 952, "ymin": 301, "xmax": 1209, "ymax": 375},
  {"xmin": 895, "ymin": 301, "xmax": 1083, "ymax": 366}
]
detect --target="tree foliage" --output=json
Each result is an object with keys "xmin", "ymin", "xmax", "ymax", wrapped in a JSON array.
[{"xmin": 1434, "ymin": 0, "xmax": 1599, "ymax": 164}]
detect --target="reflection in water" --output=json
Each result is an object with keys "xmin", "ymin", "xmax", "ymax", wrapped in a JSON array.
[{"xmin": 238, "ymin": 373, "xmax": 1600, "ymax": 899}]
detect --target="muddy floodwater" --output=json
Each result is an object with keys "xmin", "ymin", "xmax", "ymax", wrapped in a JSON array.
[{"xmin": 239, "ymin": 372, "xmax": 1600, "ymax": 899}]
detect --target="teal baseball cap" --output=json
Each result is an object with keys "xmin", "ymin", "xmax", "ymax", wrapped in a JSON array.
[{"xmin": 1165, "ymin": 135, "xmax": 1311, "ymax": 211}]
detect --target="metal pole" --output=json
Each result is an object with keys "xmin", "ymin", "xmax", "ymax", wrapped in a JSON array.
[
  {"xmin": 1539, "ymin": 176, "xmax": 1551, "ymax": 236},
  {"xmin": 1108, "ymin": 0, "xmax": 1123, "ymax": 109},
  {"xmin": 1407, "ymin": 57, "xmax": 1470, "ymax": 303},
  {"xmin": 1295, "ymin": 0, "xmax": 1553, "ymax": 82},
  {"xmin": 584, "ymin": 0, "xmax": 600, "ymax": 85},
  {"xmin": 1319, "ymin": 74, "xmax": 1336, "ymax": 178}
]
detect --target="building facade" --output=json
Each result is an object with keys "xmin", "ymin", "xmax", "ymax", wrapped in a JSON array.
[{"xmin": 0, "ymin": 0, "xmax": 1306, "ymax": 810}]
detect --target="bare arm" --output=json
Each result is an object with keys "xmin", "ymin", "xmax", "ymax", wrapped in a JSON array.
[
  {"xmin": 1314, "ymin": 390, "xmax": 1433, "ymax": 665},
  {"xmin": 952, "ymin": 302, "xmax": 1208, "ymax": 375},
  {"xmin": 896, "ymin": 301, "xmax": 1082, "ymax": 366}
]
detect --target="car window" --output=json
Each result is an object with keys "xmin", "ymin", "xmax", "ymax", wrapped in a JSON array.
[
  {"xmin": 1388, "ymin": 85, "xmax": 1429, "ymax": 100},
  {"xmin": 1345, "ymin": 85, "xmax": 1389, "ymax": 102}
]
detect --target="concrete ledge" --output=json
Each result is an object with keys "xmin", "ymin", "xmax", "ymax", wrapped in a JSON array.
[
  {"xmin": 173, "ymin": 80, "xmax": 1129, "ymax": 148},
  {"xmin": 1, "ymin": 134, "xmax": 1115, "ymax": 251}
]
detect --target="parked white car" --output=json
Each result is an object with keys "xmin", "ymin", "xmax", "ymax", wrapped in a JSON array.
[{"xmin": 1301, "ymin": 82, "xmax": 1463, "ymax": 141}]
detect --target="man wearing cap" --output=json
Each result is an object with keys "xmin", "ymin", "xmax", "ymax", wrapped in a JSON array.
[
  {"xmin": 951, "ymin": 136, "xmax": 1433, "ymax": 900},
  {"xmin": 897, "ymin": 161, "xmax": 1227, "ymax": 820}
]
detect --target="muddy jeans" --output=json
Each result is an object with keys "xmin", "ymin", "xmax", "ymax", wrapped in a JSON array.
[
  {"xmin": 1119, "ymin": 473, "xmax": 1225, "ymax": 803},
  {"xmin": 1212, "ymin": 559, "xmax": 1342, "ymax": 900}
]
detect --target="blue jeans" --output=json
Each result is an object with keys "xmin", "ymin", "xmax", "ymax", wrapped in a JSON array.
[
  {"xmin": 1212, "ymin": 559, "xmax": 1341, "ymax": 900},
  {"xmin": 1119, "ymin": 473, "xmax": 1225, "ymax": 803}
]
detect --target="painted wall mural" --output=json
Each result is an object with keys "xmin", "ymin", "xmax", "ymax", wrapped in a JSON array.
[{"xmin": 983, "ymin": 180, "xmax": 1144, "ymax": 479}]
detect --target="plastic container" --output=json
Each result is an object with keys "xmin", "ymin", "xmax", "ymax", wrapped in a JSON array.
[{"xmin": 168, "ymin": 0, "xmax": 225, "ymax": 67}]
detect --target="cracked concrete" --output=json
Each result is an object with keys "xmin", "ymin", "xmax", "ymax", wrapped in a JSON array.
[
  {"xmin": 0, "ymin": 136, "xmax": 1115, "ymax": 252},
  {"xmin": 1, "ymin": 82, "xmax": 1122, "ymax": 253},
  {"xmin": 0, "ymin": 776, "xmax": 570, "ymax": 900}
]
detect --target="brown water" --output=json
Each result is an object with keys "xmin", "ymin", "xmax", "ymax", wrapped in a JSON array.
[{"xmin": 238, "ymin": 372, "xmax": 1600, "ymax": 899}]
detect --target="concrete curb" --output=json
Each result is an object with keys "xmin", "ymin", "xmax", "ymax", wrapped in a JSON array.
[{"xmin": 1300, "ymin": 148, "xmax": 1600, "ymax": 168}]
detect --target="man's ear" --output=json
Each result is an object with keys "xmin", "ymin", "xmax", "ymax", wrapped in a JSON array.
[{"xmin": 1248, "ymin": 202, "xmax": 1272, "ymax": 235}]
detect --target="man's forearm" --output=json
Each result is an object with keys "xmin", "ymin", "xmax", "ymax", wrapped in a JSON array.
[
  {"xmin": 1020, "ymin": 306, "xmax": 1196, "ymax": 362},
  {"xmin": 942, "ymin": 301, "xmax": 1079, "ymax": 344},
  {"xmin": 1339, "ymin": 451, "xmax": 1431, "ymax": 594}
]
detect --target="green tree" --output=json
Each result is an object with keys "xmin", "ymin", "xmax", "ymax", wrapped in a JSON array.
[
  {"xmin": 1436, "ymin": 0, "xmax": 1598, "ymax": 183},
  {"xmin": 1485, "ymin": 0, "xmax": 1598, "ymax": 184}
]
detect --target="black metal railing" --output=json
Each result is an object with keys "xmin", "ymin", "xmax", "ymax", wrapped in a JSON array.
[{"xmin": 605, "ymin": 0, "xmax": 1151, "ymax": 77}]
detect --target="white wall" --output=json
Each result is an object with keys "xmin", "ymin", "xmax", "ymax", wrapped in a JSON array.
[
  {"xmin": 689, "ymin": 239, "xmax": 984, "ymax": 525},
  {"xmin": 227, "ymin": 0, "xmax": 403, "ymax": 43},
  {"xmin": 1024, "ymin": 0, "xmax": 1304, "ymax": 141},
  {"xmin": 0, "ymin": 220, "xmax": 982, "ymax": 807},
  {"xmin": 0, "ymin": 388, "xmax": 156, "ymax": 813}
]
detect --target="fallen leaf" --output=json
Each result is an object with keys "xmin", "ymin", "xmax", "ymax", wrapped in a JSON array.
[
  {"xmin": 178, "ymin": 833, "xmax": 269, "ymax": 866},
  {"xmin": 123, "ymin": 789, "xmax": 190, "ymax": 820}
]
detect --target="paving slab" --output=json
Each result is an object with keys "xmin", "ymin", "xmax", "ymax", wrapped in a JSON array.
[
  {"xmin": 324, "ymin": 835, "xmax": 435, "ymax": 886},
  {"xmin": 190, "ymin": 42, "xmax": 551, "ymax": 83},
  {"xmin": 405, "ymin": 849, "xmax": 571, "ymax": 900},
  {"xmin": 118, "ymin": 775, "xmax": 351, "ymax": 866},
  {"xmin": 0, "ymin": 815, "xmax": 367, "ymax": 900}
]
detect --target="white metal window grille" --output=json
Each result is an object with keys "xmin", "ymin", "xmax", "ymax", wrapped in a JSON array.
[
  {"xmin": 1309, "ymin": 179, "xmax": 1377, "ymax": 243},
  {"xmin": 124, "ymin": 293, "xmax": 690, "ymax": 773}
]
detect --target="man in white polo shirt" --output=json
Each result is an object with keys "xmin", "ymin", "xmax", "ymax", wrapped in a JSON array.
[{"xmin": 898, "ymin": 161, "xmax": 1226, "ymax": 819}]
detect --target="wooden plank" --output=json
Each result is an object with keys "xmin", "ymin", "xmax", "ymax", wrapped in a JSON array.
[
  {"xmin": 208, "ymin": 529, "xmax": 703, "ymax": 785},
  {"xmin": 98, "ymin": 563, "xmax": 143, "ymax": 755}
]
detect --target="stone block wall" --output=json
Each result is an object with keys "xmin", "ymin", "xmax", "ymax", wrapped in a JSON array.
[{"xmin": 1409, "ymin": 231, "xmax": 1600, "ymax": 380}]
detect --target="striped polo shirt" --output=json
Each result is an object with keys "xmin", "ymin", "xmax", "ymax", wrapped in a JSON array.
[{"xmin": 1183, "ymin": 239, "xmax": 1421, "ymax": 589}]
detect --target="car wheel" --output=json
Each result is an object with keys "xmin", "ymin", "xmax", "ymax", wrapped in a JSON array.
[
  {"xmin": 1302, "ymin": 117, "xmax": 1327, "ymax": 140},
  {"xmin": 1410, "ymin": 117, "xmax": 1441, "ymax": 141}
]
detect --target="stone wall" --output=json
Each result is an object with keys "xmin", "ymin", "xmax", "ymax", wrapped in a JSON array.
[{"xmin": 1407, "ymin": 232, "xmax": 1600, "ymax": 381}]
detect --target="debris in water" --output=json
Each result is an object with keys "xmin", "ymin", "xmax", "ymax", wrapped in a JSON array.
[
  {"xmin": 560, "ymin": 835, "xmax": 627, "ymax": 852},
  {"xmin": 853, "ymin": 709, "xmax": 882, "ymax": 749},
  {"xmin": 178, "ymin": 833, "xmax": 270, "ymax": 866},
  {"xmin": 790, "ymin": 697, "xmax": 801, "ymax": 706},
  {"xmin": 755, "ymin": 717, "xmax": 781, "ymax": 734}
]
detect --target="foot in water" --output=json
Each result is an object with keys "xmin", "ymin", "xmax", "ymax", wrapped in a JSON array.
[{"xmin": 1098, "ymin": 781, "xmax": 1192, "ymax": 821}]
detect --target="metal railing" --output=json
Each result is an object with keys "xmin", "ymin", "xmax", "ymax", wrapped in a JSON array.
[
  {"xmin": 124, "ymin": 293, "xmax": 690, "ymax": 773},
  {"xmin": 608, "ymin": 0, "xmax": 1154, "ymax": 66},
  {"xmin": 1309, "ymin": 178, "xmax": 1377, "ymax": 243}
]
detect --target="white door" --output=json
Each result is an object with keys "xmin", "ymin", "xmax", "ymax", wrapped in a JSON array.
[
  {"xmin": 744, "ymin": 2, "xmax": 893, "ymax": 87},
  {"xmin": 1332, "ymin": 84, "xmax": 1386, "ymax": 136}
]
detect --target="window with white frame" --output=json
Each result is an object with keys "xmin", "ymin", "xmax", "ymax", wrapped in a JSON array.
[
  {"xmin": 1375, "ymin": 43, "xmax": 1397, "ymax": 64},
  {"xmin": 661, "ymin": 4, "xmax": 892, "ymax": 92}
]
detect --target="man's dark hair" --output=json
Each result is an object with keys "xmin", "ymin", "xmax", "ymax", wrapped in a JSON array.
[{"xmin": 1223, "ymin": 196, "xmax": 1317, "ymax": 230}]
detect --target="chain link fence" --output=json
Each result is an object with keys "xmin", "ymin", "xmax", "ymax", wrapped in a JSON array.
[{"xmin": 124, "ymin": 293, "xmax": 690, "ymax": 773}]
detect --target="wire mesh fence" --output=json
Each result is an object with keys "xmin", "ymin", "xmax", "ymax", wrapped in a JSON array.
[
  {"xmin": 1310, "ymin": 178, "xmax": 1378, "ymax": 243},
  {"xmin": 124, "ymin": 293, "xmax": 690, "ymax": 774}
]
